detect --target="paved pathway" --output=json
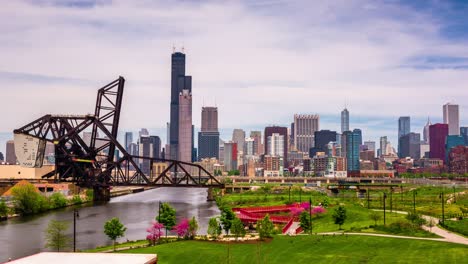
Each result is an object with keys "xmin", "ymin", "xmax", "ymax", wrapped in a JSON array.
[{"xmin": 372, "ymin": 209, "xmax": 468, "ymax": 245}]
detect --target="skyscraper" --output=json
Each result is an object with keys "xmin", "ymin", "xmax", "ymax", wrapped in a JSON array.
[
  {"xmin": 232, "ymin": 129, "xmax": 246, "ymax": 154},
  {"xmin": 150, "ymin": 136, "xmax": 161, "ymax": 159},
  {"xmin": 399, "ymin": 132, "xmax": 421, "ymax": 159},
  {"xmin": 341, "ymin": 108, "xmax": 349, "ymax": 133},
  {"xmin": 445, "ymin": 135, "xmax": 465, "ymax": 162},
  {"xmin": 178, "ymin": 89, "xmax": 192, "ymax": 163},
  {"xmin": 314, "ymin": 130, "xmax": 337, "ymax": 153},
  {"xmin": 423, "ymin": 117, "xmax": 432, "ymax": 144},
  {"xmin": 345, "ymin": 129, "xmax": 362, "ymax": 172},
  {"xmin": 169, "ymin": 51, "xmax": 192, "ymax": 160},
  {"xmin": 443, "ymin": 103, "xmax": 460, "ymax": 135},
  {"xmin": 398, "ymin": 117, "xmax": 410, "ymax": 138},
  {"xmin": 250, "ymin": 131, "xmax": 263, "ymax": 155},
  {"xmin": 398, "ymin": 116, "xmax": 410, "ymax": 156},
  {"xmin": 6, "ymin": 140, "xmax": 16, "ymax": 165},
  {"xmin": 379, "ymin": 136, "xmax": 388, "ymax": 156},
  {"xmin": 244, "ymin": 137, "xmax": 255, "ymax": 156},
  {"xmin": 198, "ymin": 107, "xmax": 220, "ymax": 160},
  {"xmin": 125, "ymin": 132, "xmax": 133, "ymax": 152},
  {"xmin": 264, "ymin": 126, "xmax": 288, "ymax": 167},
  {"xmin": 224, "ymin": 142, "xmax": 238, "ymax": 171},
  {"xmin": 364, "ymin": 141, "xmax": 376, "ymax": 152},
  {"xmin": 294, "ymin": 114, "xmax": 319, "ymax": 153},
  {"xmin": 461, "ymin": 127, "xmax": 468, "ymax": 145},
  {"xmin": 429, "ymin": 123, "xmax": 449, "ymax": 162},
  {"xmin": 266, "ymin": 133, "xmax": 285, "ymax": 157},
  {"xmin": 201, "ymin": 107, "xmax": 218, "ymax": 132}
]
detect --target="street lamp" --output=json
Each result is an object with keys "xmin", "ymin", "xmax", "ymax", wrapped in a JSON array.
[
  {"xmin": 452, "ymin": 185, "xmax": 456, "ymax": 204},
  {"xmin": 383, "ymin": 192, "xmax": 387, "ymax": 226},
  {"xmin": 73, "ymin": 209, "xmax": 79, "ymax": 252},
  {"xmin": 288, "ymin": 186, "xmax": 291, "ymax": 203},
  {"xmin": 413, "ymin": 190, "xmax": 417, "ymax": 214},
  {"xmin": 390, "ymin": 187, "xmax": 393, "ymax": 213},
  {"xmin": 439, "ymin": 192, "xmax": 445, "ymax": 225},
  {"xmin": 309, "ymin": 197, "xmax": 312, "ymax": 235},
  {"xmin": 367, "ymin": 188, "xmax": 370, "ymax": 209}
]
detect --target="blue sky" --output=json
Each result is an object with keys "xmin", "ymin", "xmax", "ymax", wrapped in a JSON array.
[{"xmin": 1, "ymin": 0, "xmax": 468, "ymax": 155}]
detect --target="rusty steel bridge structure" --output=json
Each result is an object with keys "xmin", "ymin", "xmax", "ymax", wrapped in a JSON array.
[{"xmin": 13, "ymin": 77, "xmax": 223, "ymax": 200}]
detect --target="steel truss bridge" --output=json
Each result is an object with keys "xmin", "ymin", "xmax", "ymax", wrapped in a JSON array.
[{"xmin": 13, "ymin": 77, "xmax": 223, "ymax": 200}]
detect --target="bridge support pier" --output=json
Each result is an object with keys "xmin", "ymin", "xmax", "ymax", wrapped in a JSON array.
[
  {"xmin": 207, "ymin": 187, "xmax": 215, "ymax": 201},
  {"xmin": 93, "ymin": 186, "xmax": 110, "ymax": 202}
]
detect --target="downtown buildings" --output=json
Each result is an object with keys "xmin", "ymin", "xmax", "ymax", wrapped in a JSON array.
[{"xmin": 198, "ymin": 107, "xmax": 220, "ymax": 160}]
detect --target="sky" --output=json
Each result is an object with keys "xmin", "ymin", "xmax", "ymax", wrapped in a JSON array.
[{"xmin": 1, "ymin": 0, "xmax": 468, "ymax": 155}]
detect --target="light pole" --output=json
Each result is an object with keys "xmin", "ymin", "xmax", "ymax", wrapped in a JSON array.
[
  {"xmin": 367, "ymin": 188, "xmax": 370, "ymax": 209},
  {"xmin": 452, "ymin": 185, "xmax": 456, "ymax": 204},
  {"xmin": 73, "ymin": 209, "xmax": 79, "ymax": 252},
  {"xmin": 439, "ymin": 192, "xmax": 445, "ymax": 225},
  {"xmin": 309, "ymin": 197, "xmax": 312, "ymax": 235},
  {"xmin": 413, "ymin": 190, "xmax": 417, "ymax": 214},
  {"xmin": 383, "ymin": 192, "xmax": 387, "ymax": 226},
  {"xmin": 390, "ymin": 187, "xmax": 393, "ymax": 213},
  {"xmin": 288, "ymin": 186, "xmax": 291, "ymax": 203}
]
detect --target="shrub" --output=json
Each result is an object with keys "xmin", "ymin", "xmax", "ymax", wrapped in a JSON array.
[
  {"xmin": 50, "ymin": 193, "xmax": 68, "ymax": 208},
  {"xmin": 70, "ymin": 195, "xmax": 82, "ymax": 204}
]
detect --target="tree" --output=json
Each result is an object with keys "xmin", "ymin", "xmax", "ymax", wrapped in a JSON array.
[
  {"xmin": 220, "ymin": 207, "xmax": 236, "ymax": 234},
  {"xmin": 332, "ymin": 206, "xmax": 347, "ymax": 229},
  {"xmin": 0, "ymin": 199, "xmax": 8, "ymax": 218},
  {"xmin": 228, "ymin": 170, "xmax": 240, "ymax": 176},
  {"xmin": 45, "ymin": 220, "xmax": 70, "ymax": 252},
  {"xmin": 50, "ymin": 192, "xmax": 68, "ymax": 208},
  {"xmin": 257, "ymin": 214, "xmax": 274, "ymax": 239},
  {"xmin": 188, "ymin": 216, "xmax": 199, "ymax": 239},
  {"xmin": 299, "ymin": 211, "xmax": 311, "ymax": 233},
  {"xmin": 11, "ymin": 182, "xmax": 48, "ymax": 215},
  {"xmin": 406, "ymin": 212, "xmax": 426, "ymax": 227},
  {"xmin": 147, "ymin": 221, "xmax": 164, "ymax": 245},
  {"xmin": 104, "ymin": 217, "xmax": 127, "ymax": 251},
  {"xmin": 231, "ymin": 217, "xmax": 246, "ymax": 240},
  {"xmin": 157, "ymin": 203, "xmax": 176, "ymax": 238},
  {"xmin": 369, "ymin": 211, "xmax": 382, "ymax": 226},
  {"xmin": 207, "ymin": 217, "xmax": 222, "ymax": 240},
  {"xmin": 173, "ymin": 219, "xmax": 190, "ymax": 238}
]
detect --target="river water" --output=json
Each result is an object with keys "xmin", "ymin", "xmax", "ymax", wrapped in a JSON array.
[{"xmin": 0, "ymin": 187, "xmax": 220, "ymax": 262}]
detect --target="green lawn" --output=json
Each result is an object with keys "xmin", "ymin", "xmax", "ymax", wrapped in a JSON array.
[
  {"xmin": 442, "ymin": 218, "xmax": 468, "ymax": 237},
  {"xmin": 120, "ymin": 235, "xmax": 467, "ymax": 264}
]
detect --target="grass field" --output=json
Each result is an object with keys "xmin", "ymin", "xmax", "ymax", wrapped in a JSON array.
[
  {"xmin": 442, "ymin": 218, "xmax": 468, "ymax": 237},
  {"xmin": 120, "ymin": 235, "xmax": 467, "ymax": 264}
]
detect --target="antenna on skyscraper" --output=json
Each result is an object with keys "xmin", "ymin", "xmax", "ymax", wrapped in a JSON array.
[
  {"xmin": 172, "ymin": 44, "xmax": 175, "ymax": 53},
  {"xmin": 182, "ymin": 44, "xmax": 185, "ymax": 53}
]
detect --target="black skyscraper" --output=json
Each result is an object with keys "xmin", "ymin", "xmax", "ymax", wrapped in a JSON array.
[{"xmin": 170, "ymin": 52, "xmax": 192, "ymax": 160}]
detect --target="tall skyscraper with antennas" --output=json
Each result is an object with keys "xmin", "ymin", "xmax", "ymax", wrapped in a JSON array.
[
  {"xmin": 341, "ymin": 108, "xmax": 349, "ymax": 133},
  {"xmin": 169, "ymin": 50, "xmax": 192, "ymax": 160}
]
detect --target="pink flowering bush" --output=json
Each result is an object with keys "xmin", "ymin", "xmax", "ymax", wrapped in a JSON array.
[
  {"xmin": 312, "ymin": 206, "xmax": 326, "ymax": 217},
  {"xmin": 172, "ymin": 219, "xmax": 190, "ymax": 238},
  {"xmin": 146, "ymin": 221, "xmax": 164, "ymax": 245},
  {"xmin": 300, "ymin": 202, "xmax": 310, "ymax": 210},
  {"xmin": 290, "ymin": 207, "xmax": 305, "ymax": 216}
]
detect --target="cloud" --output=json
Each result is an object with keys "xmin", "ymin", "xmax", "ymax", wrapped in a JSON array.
[{"xmin": 0, "ymin": 0, "xmax": 467, "ymax": 154}]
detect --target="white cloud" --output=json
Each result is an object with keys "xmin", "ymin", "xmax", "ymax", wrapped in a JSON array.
[{"xmin": 0, "ymin": 0, "xmax": 467, "ymax": 153}]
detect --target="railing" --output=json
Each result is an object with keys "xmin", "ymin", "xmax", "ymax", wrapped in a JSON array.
[{"xmin": 282, "ymin": 218, "xmax": 294, "ymax": 234}]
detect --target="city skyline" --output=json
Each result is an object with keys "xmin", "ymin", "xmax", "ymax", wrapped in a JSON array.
[{"xmin": 1, "ymin": 1, "xmax": 468, "ymax": 154}]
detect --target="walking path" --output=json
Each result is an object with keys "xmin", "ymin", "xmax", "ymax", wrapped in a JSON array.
[
  {"xmin": 371, "ymin": 209, "xmax": 468, "ymax": 245},
  {"xmin": 318, "ymin": 232, "xmax": 449, "ymax": 243}
]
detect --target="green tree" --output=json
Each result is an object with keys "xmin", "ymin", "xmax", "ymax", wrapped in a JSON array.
[
  {"xmin": 50, "ymin": 192, "xmax": 68, "ymax": 208},
  {"xmin": 332, "ymin": 206, "xmax": 347, "ymax": 229},
  {"xmin": 188, "ymin": 216, "xmax": 199, "ymax": 239},
  {"xmin": 231, "ymin": 217, "xmax": 246, "ymax": 240},
  {"xmin": 369, "ymin": 211, "xmax": 382, "ymax": 226},
  {"xmin": 207, "ymin": 217, "xmax": 222, "ymax": 240},
  {"xmin": 220, "ymin": 207, "xmax": 236, "ymax": 234},
  {"xmin": 0, "ymin": 199, "xmax": 8, "ymax": 218},
  {"xmin": 406, "ymin": 212, "xmax": 426, "ymax": 227},
  {"xmin": 257, "ymin": 214, "xmax": 274, "ymax": 239},
  {"xmin": 11, "ymin": 182, "xmax": 48, "ymax": 215},
  {"xmin": 228, "ymin": 170, "xmax": 240, "ymax": 176},
  {"xmin": 45, "ymin": 220, "xmax": 70, "ymax": 252},
  {"xmin": 157, "ymin": 202, "xmax": 176, "ymax": 238},
  {"xmin": 104, "ymin": 217, "xmax": 127, "ymax": 251},
  {"xmin": 299, "ymin": 211, "xmax": 311, "ymax": 233}
]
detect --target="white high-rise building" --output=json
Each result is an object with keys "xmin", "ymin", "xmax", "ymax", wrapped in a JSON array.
[
  {"xmin": 341, "ymin": 108, "xmax": 349, "ymax": 133},
  {"xmin": 267, "ymin": 133, "xmax": 284, "ymax": 157},
  {"xmin": 443, "ymin": 103, "xmax": 459, "ymax": 135},
  {"xmin": 423, "ymin": 117, "xmax": 432, "ymax": 144},
  {"xmin": 379, "ymin": 136, "xmax": 388, "ymax": 156}
]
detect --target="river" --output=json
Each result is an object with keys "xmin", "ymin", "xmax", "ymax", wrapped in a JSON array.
[{"xmin": 0, "ymin": 187, "xmax": 220, "ymax": 262}]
